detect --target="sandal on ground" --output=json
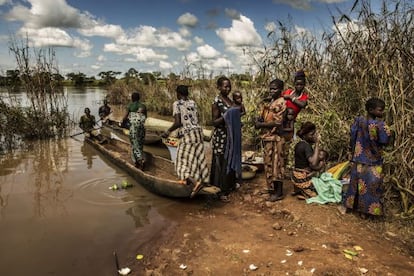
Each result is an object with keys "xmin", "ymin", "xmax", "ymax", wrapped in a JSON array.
[
  {"xmin": 296, "ymin": 194, "xmax": 307, "ymax": 200},
  {"xmin": 190, "ymin": 182, "xmax": 204, "ymax": 198},
  {"xmin": 219, "ymin": 195, "xmax": 231, "ymax": 203},
  {"xmin": 337, "ymin": 205, "xmax": 347, "ymax": 215}
]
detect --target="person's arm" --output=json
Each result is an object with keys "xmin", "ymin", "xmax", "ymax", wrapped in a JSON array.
[
  {"xmin": 162, "ymin": 113, "xmax": 181, "ymax": 138},
  {"xmin": 98, "ymin": 106, "xmax": 104, "ymax": 118},
  {"xmin": 281, "ymin": 120, "xmax": 294, "ymax": 132},
  {"xmin": 308, "ymin": 135, "xmax": 321, "ymax": 170},
  {"xmin": 211, "ymin": 103, "xmax": 225, "ymax": 127},
  {"xmin": 240, "ymin": 104, "xmax": 246, "ymax": 116},
  {"xmin": 283, "ymin": 92, "xmax": 308, "ymax": 108},
  {"xmin": 255, "ymin": 120, "xmax": 281, "ymax": 129},
  {"xmin": 141, "ymin": 104, "xmax": 148, "ymax": 118},
  {"xmin": 79, "ymin": 116, "xmax": 84, "ymax": 130}
]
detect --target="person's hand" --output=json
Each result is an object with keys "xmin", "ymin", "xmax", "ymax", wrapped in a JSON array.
[
  {"xmin": 346, "ymin": 151, "xmax": 353, "ymax": 161},
  {"xmin": 161, "ymin": 131, "xmax": 170, "ymax": 138},
  {"xmin": 283, "ymin": 94, "xmax": 292, "ymax": 100},
  {"xmin": 254, "ymin": 118, "xmax": 262, "ymax": 129}
]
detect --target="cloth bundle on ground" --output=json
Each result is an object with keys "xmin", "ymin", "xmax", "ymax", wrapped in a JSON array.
[{"xmin": 306, "ymin": 172, "xmax": 342, "ymax": 204}]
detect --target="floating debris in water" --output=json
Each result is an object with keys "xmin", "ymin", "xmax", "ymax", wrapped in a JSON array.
[
  {"xmin": 249, "ymin": 264, "xmax": 258, "ymax": 271},
  {"xmin": 136, "ymin": 254, "xmax": 144, "ymax": 260},
  {"xmin": 109, "ymin": 180, "xmax": 133, "ymax": 190},
  {"xmin": 179, "ymin": 264, "xmax": 187, "ymax": 270},
  {"xmin": 118, "ymin": 267, "xmax": 131, "ymax": 275}
]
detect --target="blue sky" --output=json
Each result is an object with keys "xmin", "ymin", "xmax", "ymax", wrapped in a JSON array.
[{"xmin": 0, "ymin": 0, "xmax": 359, "ymax": 78}]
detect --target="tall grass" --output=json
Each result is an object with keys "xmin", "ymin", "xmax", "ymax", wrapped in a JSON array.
[{"xmin": 0, "ymin": 38, "xmax": 69, "ymax": 152}]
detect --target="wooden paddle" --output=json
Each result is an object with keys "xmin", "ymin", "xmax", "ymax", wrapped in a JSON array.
[{"xmin": 69, "ymin": 126, "xmax": 103, "ymax": 138}]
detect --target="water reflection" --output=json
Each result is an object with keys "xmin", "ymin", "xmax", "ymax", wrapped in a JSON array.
[
  {"xmin": 80, "ymin": 142, "xmax": 97, "ymax": 169},
  {"xmin": 126, "ymin": 204, "xmax": 151, "ymax": 227},
  {"xmin": 29, "ymin": 138, "xmax": 73, "ymax": 217}
]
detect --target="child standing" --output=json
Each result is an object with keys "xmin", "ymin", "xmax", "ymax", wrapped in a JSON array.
[{"xmin": 342, "ymin": 98, "xmax": 393, "ymax": 218}]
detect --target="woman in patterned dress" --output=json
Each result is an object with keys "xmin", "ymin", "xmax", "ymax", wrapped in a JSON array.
[
  {"xmin": 342, "ymin": 98, "xmax": 393, "ymax": 218},
  {"xmin": 122, "ymin": 92, "xmax": 147, "ymax": 169},
  {"xmin": 210, "ymin": 76, "xmax": 240, "ymax": 202},
  {"xmin": 162, "ymin": 85, "xmax": 210, "ymax": 198}
]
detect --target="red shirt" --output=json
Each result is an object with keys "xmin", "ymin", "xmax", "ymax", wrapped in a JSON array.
[{"xmin": 282, "ymin": 89, "xmax": 308, "ymax": 118}]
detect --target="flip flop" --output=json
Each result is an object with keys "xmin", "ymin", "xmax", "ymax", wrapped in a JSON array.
[
  {"xmin": 219, "ymin": 195, "xmax": 231, "ymax": 203},
  {"xmin": 190, "ymin": 182, "xmax": 204, "ymax": 198}
]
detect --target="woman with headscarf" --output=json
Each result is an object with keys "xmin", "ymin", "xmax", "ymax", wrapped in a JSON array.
[{"xmin": 255, "ymin": 79, "xmax": 286, "ymax": 201}]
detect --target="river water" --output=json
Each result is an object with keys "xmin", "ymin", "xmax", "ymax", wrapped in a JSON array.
[{"xmin": 0, "ymin": 87, "xmax": 197, "ymax": 275}]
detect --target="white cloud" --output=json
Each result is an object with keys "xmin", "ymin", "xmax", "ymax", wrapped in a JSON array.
[
  {"xmin": 333, "ymin": 20, "xmax": 364, "ymax": 39},
  {"xmin": 17, "ymin": 27, "xmax": 92, "ymax": 56},
  {"xmin": 319, "ymin": 0, "xmax": 347, "ymax": 3},
  {"xmin": 103, "ymin": 43, "xmax": 168, "ymax": 62},
  {"xmin": 116, "ymin": 25, "xmax": 191, "ymax": 51},
  {"xmin": 197, "ymin": 44, "xmax": 220, "ymax": 59},
  {"xmin": 0, "ymin": 0, "xmax": 11, "ymax": 6},
  {"xmin": 184, "ymin": 52, "xmax": 201, "ymax": 64},
  {"xmin": 79, "ymin": 24, "xmax": 124, "ymax": 39},
  {"xmin": 272, "ymin": 0, "xmax": 311, "ymax": 10},
  {"xmin": 273, "ymin": 0, "xmax": 347, "ymax": 10},
  {"xmin": 295, "ymin": 25, "xmax": 311, "ymax": 36},
  {"xmin": 212, "ymin": 57, "xmax": 232, "ymax": 69},
  {"xmin": 5, "ymin": 0, "xmax": 82, "ymax": 28},
  {"xmin": 265, "ymin": 22, "xmax": 277, "ymax": 33},
  {"xmin": 194, "ymin": 36, "xmax": 204, "ymax": 44},
  {"xmin": 159, "ymin": 60, "xmax": 173, "ymax": 70},
  {"xmin": 177, "ymin": 12, "xmax": 198, "ymax": 28},
  {"xmin": 225, "ymin": 8, "xmax": 240, "ymax": 20},
  {"xmin": 179, "ymin": 27, "xmax": 191, "ymax": 37},
  {"xmin": 216, "ymin": 15, "xmax": 262, "ymax": 48},
  {"xmin": 97, "ymin": 55, "xmax": 106, "ymax": 62}
]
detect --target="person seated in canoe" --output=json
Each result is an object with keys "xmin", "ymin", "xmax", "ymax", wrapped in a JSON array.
[
  {"xmin": 161, "ymin": 85, "xmax": 210, "ymax": 198},
  {"xmin": 79, "ymin": 107, "xmax": 107, "ymax": 143},
  {"xmin": 98, "ymin": 99, "xmax": 111, "ymax": 122},
  {"xmin": 79, "ymin": 107, "xmax": 96, "ymax": 135},
  {"xmin": 122, "ymin": 91, "xmax": 147, "ymax": 170}
]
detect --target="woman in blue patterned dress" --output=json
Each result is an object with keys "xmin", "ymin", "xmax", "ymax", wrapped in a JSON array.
[{"xmin": 342, "ymin": 98, "xmax": 393, "ymax": 218}]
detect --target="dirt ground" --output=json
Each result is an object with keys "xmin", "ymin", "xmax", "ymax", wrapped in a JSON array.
[{"xmin": 123, "ymin": 172, "xmax": 414, "ymax": 276}]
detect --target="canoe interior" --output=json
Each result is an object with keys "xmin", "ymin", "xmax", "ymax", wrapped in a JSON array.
[{"xmin": 103, "ymin": 119, "xmax": 162, "ymax": 144}]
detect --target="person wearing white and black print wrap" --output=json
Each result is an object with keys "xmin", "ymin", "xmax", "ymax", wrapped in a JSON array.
[{"xmin": 161, "ymin": 85, "xmax": 209, "ymax": 198}]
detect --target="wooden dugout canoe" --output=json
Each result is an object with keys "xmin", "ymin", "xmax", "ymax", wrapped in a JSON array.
[
  {"xmin": 102, "ymin": 119, "xmax": 162, "ymax": 145},
  {"xmin": 84, "ymin": 136, "xmax": 220, "ymax": 198}
]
